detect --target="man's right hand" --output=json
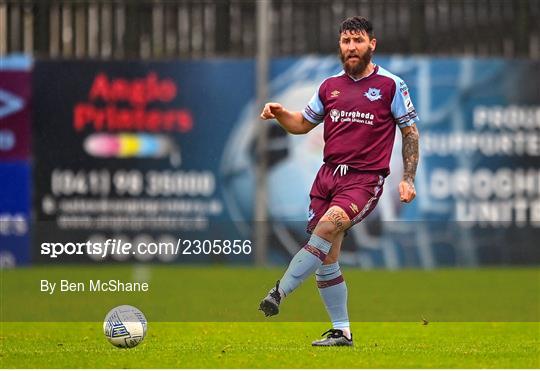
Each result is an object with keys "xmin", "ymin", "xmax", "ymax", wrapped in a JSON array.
[
  {"xmin": 260, "ymin": 102, "xmax": 284, "ymax": 120},
  {"xmin": 258, "ymin": 103, "xmax": 313, "ymax": 135}
]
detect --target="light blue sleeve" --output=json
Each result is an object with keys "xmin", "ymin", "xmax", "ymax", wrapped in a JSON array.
[
  {"xmin": 391, "ymin": 78, "xmax": 419, "ymax": 128},
  {"xmin": 301, "ymin": 87, "xmax": 325, "ymax": 125}
]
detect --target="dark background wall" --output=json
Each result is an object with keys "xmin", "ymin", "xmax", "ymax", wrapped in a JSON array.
[{"xmin": 1, "ymin": 0, "xmax": 539, "ymax": 59}]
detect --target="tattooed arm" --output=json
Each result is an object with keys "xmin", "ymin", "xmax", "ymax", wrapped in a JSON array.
[{"xmin": 399, "ymin": 124, "xmax": 419, "ymax": 203}]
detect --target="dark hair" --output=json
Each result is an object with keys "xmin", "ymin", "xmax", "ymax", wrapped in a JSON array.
[{"xmin": 339, "ymin": 16, "xmax": 374, "ymax": 39}]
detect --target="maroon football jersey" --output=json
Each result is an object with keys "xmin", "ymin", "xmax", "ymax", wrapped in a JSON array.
[{"xmin": 302, "ymin": 65, "xmax": 419, "ymax": 176}]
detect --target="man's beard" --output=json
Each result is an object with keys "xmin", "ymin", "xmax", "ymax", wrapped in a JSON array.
[{"xmin": 340, "ymin": 47, "xmax": 373, "ymax": 76}]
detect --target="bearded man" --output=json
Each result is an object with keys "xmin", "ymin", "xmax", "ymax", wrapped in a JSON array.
[{"xmin": 258, "ymin": 16, "xmax": 420, "ymax": 346}]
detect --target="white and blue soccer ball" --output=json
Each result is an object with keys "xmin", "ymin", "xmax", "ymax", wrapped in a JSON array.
[{"xmin": 103, "ymin": 305, "xmax": 147, "ymax": 348}]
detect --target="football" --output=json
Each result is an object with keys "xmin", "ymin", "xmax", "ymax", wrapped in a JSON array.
[{"xmin": 103, "ymin": 305, "xmax": 147, "ymax": 348}]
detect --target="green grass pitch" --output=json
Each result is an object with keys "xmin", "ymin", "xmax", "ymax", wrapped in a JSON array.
[
  {"xmin": 1, "ymin": 322, "xmax": 539, "ymax": 368},
  {"xmin": 1, "ymin": 266, "xmax": 539, "ymax": 368}
]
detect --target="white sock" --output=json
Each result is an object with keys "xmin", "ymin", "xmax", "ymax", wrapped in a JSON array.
[{"xmin": 337, "ymin": 327, "xmax": 351, "ymax": 339}]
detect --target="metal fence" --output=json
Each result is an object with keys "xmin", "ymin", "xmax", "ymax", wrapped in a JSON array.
[{"xmin": 1, "ymin": 0, "xmax": 539, "ymax": 59}]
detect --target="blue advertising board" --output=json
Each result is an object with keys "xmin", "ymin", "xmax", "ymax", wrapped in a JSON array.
[
  {"xmin": 223, "ymin": 57, "xmax": 540, "ymax": 267},
  {"xmin": 0, "ymin": 162, "xmax": 31, "ymax": 266},
  {"xmin": 0, "ymin": 55, "xmax": 32, "ymax": 266},
  {"xmin": 32, "ymin": 57, "xmax": 540, "ymax": 267},
  {"xmin": 33, "ymin": 60, "xmax": 255, "ymax": 263}
]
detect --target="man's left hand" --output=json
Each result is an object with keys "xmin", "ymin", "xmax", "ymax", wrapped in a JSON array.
[{"xmin": 399, "ymin": 180, "xmax": 416, "ymax": 203}]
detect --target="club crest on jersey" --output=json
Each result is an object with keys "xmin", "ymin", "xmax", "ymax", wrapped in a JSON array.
[
  {"xmin": 329, "ymin": 109, "xmax": 340, "ymax": 123},
  {"xmin": 330, "ymin": 90, "xmax": 340, "ymax": 98},
  {"xmin": 364, "ymin": 87, "xmax": 382, "ymax": 102}
]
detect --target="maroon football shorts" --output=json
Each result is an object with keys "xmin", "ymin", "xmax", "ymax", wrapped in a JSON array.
[{"xmin": 307, "ymin": 163, "xmax": 385, "ymax": 234}]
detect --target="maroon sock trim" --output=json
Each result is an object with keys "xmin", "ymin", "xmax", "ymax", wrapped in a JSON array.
[
  {"xmin": 303, "ymin": 244, "xmax": 327, "ymax": 262},
  {"xmin": 317, "ymin": 274, "xmax": 344, "ymax": 288}
]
